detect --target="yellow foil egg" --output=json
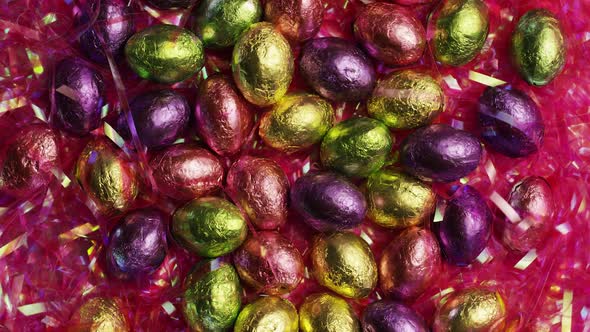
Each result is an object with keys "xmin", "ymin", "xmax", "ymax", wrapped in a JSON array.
[
  {"xmin": 299, "ymin": 293, "xmax": 360, "ymax": 332},
  {"xmin": 68, "ymin": 297, "xmax": 130, "ymax": 332},
  {"xmin": 311, "ymin": 232, "xmax": 377, "ymax": 299},
  {"xmin": 234, "ymin": 296, "xmax": 299, "ymax": 332},
  {"xmin": 232, "ymin": 22, "xmax": 294, "ymax": 106}
]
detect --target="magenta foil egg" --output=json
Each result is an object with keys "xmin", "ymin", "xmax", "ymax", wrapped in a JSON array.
[
  {"xmin": 362, "ymin": 301, "xmax": 428, "ymax": 332},
  {"xmin": 264, "ymin": 0, "xmax": 324, "ymax": 43}
]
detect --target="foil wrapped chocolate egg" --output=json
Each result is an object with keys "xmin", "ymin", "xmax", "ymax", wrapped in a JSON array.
[
  {"xmin": 172, "ymin": 197, "xmax": 247, "ymax": 257},
  {"xmin": 232, "ymin": 22, "xmax": 294, "ymax": 106},
  {"xmin": 125, "ymin": 24, "xmax": 204, "ymax": 83},
  {"xmin": 149, "ymin": 144, "xmax": 224, "ymax": 201},
  {"xmin": 439, "ymin": 185, "xmax": 492, "ymax": 265},
  {"xmin": 300, "ymin": 37, "xmax": 376, "ymax": 102},
  {"xmin": 379, "ymin": 227, "xmax": 441, "ymax": 299},
  {"xmin": 290, "ymin": 171, "xmax": 366, "ymax": 232},
  {"xmin": 78, "ymin": 0, "xmax": 134, "ymax": 64},
  {"xmin": 193, "ymin": 0, "xmax": 262, "ymax": 48},
  {"xmin": 311, "ymin": 232, "xmax": 377, "ymax": 298},
  {"xmin": 0, "ymin": 125, "xmax": 59, "ymax": 198},
  {"xmin": 75, "ymin": 138, "xmax": 138, "ymax": 214},
  {"xmin": 226, "ymin": 156, "xmax": 289, "ymax": 230},
  {"xmin": 52, "ymin": 58, "xmax": 105, "ymax": 136},
  {"xmin": 512, "ymin": 9, "xmax": 566, "ymax": 86},
  {"xmin": 182, "ymin": 260, "xmax": 242, "ymax": 331},
  {"xmin": 366, "ymin": 170, "xmax": 436, "ymax": 228},
  {"xmin": 195, "ymin": 75, "xmax": 254, "ymax": 156},
  {"xmin": 401, "ymin": 124, "xmax": 482, "ymax": 182},
  {"xmin": 478, "ymin": 87, "xmax": 544, "ymax": 157},
  {"xmin": 362, "ymin": 301, "xmax": 428, "ymax": 332},
  {"xmin": 259, "ymin": 93, "xmax": 334, "ymax": 153},
  {"xmin": 106, "ymin": 209, "xmax": 167, "ymax": 280},
  {"xmin": 368, "ymin": 70, "xmax": 444, "ymax": 130},
  {"xmin": 354, "ymin": 3, "xmax": 426, "ymax": 66},
  {"xmin": 433, "ymin": 288, "xmax": 506, "ymax": 332},
  {"xmin": 233, "ymin": 231, "xmax": 304, "ymax": 295},
  {"xmin": 234, "ymin": 296, "xmax": 299, "ymax": 332},
  {"xmin": 321, "ymin": 117, "xmax": 393, "ymax": 178},
  {"xmin": 264, "ymin": 0, "xmax": 324, "ymax": 43},
  {"xmin": 146, "ymin": 0, "xmax": 196, "ymax": 9},
  {"xmin": 69, "ymin": 297, "xmax": 130, "ymax": 332},
  {"xmin": 392, "ymin": 0, "xmax": 434, "ymax": 4},
  {"xmin": 501, "ymin": 176, "xmax": 555, "ymax": 252},
  {"xmin": 299, "ymin": 293, "xmax": 360, "ymax": 332},
  {"xmin": 432, "ymin": 0, "xmax": 489, "ymax": 66}
]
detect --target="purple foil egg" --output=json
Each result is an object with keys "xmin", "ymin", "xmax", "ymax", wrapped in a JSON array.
[
  {"xmin": 362, "ymin": 300, "xmax": 428, "ymax": 332},
  {"xmin": 106, "ymin": 209, "xmax": 167, "ymax": 279},
  {"xmin": 300, "ymin": 37, "xmax": 376, "ymax": 102},
  {"xmin": 438, "ymin": 185, "xmax": 492, "ymax": 266},
  {"xmin": 52, "ymin": 58, "xmax": 105, "ymax": 136},
  {"xmin": 291, "ymin": 171, "xmax": 366, "ymax": 232},
  {"xmin": 479, "ymin": 87, "xmax": 544, "ymax": 157},
  {"xmin": 118, "ymin": 90, "xmax": 190, "ymax": 149},
  {"xmin": 78, "ymin": 0, "xmax": 134, "ymax": 64},
  {"xmin": 400, "ymin": 124, "xmax": 482, "ymax": 182}
]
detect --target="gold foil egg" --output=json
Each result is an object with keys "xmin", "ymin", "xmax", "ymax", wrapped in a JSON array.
[
  {"xmin": 68, "ymin": 297, "xmax": 129, "ymax": 332},
  {"xmin": 232, "ymin": 22, "xmax": 294, "ymax": 106},
  {"xmin": 432, "ymin": 0, "xmax": 489, "ymax": 66},
  {"xmin": 365, "ymin": 169, "xmax": 436, "ymax": 228},
  {"xmin": 368, "ymin": 70, "xmax": 444, "ymax": 130},
  {"xmin": 234, "ymin": 296, "xmax": 299, "ymax": 332},
  {"xmin": 433, "ymin": 288, "xmax": 506, "ymax": 332},
  {"xmin": 259, "ymin": 93, "xmax": 334, "ymax": 152},
  {"xmin": 299, "ymin": 293, "xmax": 360, "ymax": 332},
  {"xmin": 311, "ymin": 232, "xmax": 377, "ymax": 299},
  {"xmin": 512, "ymin": 9, "xmax": 566, "ymax": 86}
]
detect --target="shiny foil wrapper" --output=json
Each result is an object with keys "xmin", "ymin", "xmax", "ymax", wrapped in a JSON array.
[
  {"xmin": 366, "ymin": 169, "xmax": 436, "ymax": 228},
  {"xmin": 432, "ymin": 0, "xmax": 489, "ymax": 66},
  {"xmin": 75, "ymin": 138, "xmax": 138, "ymax": 214},
  {"xmin": 182, "ymin": 260, "xmax": 242, "ymax": 331},
  {"xmin": 311, "ymin": 232, "xmax": 377, "ymax": 299},
  {"xmin": 379, "ymin": 227, "xmax": 441, "ymax": 299},
  {"xmin": 433, "ymin": 288, "xmax": 506, "ymax": 332},
  {"xmin": 354, "ymin": 3, "xmax": 426, "ymax": 66},
  {"xmin": 264, "ymin": 0, "xmax": 324, "ymax": 43},
  {"xmin": 68, "ymin": 297, "xmax": 129, "ymax": 332},
  {"xmin": 193, "ymin": 0, "xmax": 262, "ymax": 48},
  {"xmin": 320, "ymin": 117, "xmax": 393, "ymax": 178},
  {"xmin": 232, "ymin": 22, "xmax": 294, "ymax": 106},
  {"xmin": 149, "ymin": 144, "xmax": 224, "ymax": 201},
  {"xmin": 195, "ymin": 75, "xmax": 254, "ymax": 156},
  {"xmin": 368, "ymin": 70, "xmax": 444, "ymax": 130},
  {"xmin": 362, "ymin": 300, "xmax": 428, "ymax": 332},
  {"xmin": 299, "ymin": 293, "xmax": 360, "ymax": 332},
  {"xmin": 512, "ymin": 9, "xmax": 566, "ymax": 86},
  {"xmin": 125, "ymin": 24, "xmax": 204, "ymax": 83},
  {"xmin": 226, "ymin": 156, "xmax": 289, "ymax": 230},
  {"xmin": 172, "ymin": 197, "xmax": 247, "ymax": 258},
  {"xmin": 146, "ymin": 0, "xmax": 196, "ymax": 9},
  {"xmin": 392, "ymin": 0, "xmax": 434, "ymax": 4},
  {"xmin": 234, "ymin": 296, "xmax": 299, "ymax": 332},
  {"xmin": 259, "ymin": 93, "xmax": 334, "ymax": 153},
  {"xmin": 233, "ymin": 231, "xmax": 304, "ymax": 295}
]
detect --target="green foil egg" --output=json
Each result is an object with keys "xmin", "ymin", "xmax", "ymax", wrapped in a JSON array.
[
  {"xmin": 368, "ymin": 70, "xmax": 444, "ymax": 130},
  {"xmin": 320, "ymin": 117, "xmax": 393, "ymax": 178},
  {"xmin": 193, "ymin": 0, "xmax": 262, "ymax": 48},
  {"xmin": 512, "ymin": 9, "xmax": 566, "ymax": 86},
  {"xmin": 234, "ymin": 296, "xmax": 299, "ymax": 332},
  {"xmin": 172, "ymin": 197, "xmax": 248, "ymax": 258},
  {"xmin": 182, "ymin": 260, "xmax": 242, "ymax": 332},
  {"xmin": 433, "ymin": 0, "xmax": 489, "ymax": 66},
  {"xmin": 299, "ymin": 293, "xmax": 361, "ymax": 332},
  {"xmin": 125, "ymin": 24, "xmax": 204, "ymax": 83},
  {"xmin": 259, "ymin": 93, "xmax": 334, "ymax": 152},
  {"xmin": 232, "ymin": 22, "xmax": 294, "ymax": 106}
]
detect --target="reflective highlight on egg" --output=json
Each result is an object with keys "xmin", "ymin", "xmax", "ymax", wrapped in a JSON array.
[
  {"xmin": 311, "ymin": 232, "xmax": 377, "ymax": 298},
  {"xmin": 362, "ymin": 300, "xmax": 428, "ymax": 332},
  {"xmin": 259, "ymin": 93, "xmax": 334, "ymax": 152},
  {"xmin": 69, "ymin": 297, "xmax": 129, "ymax": 332},
  {"xmin": 432, "ymin": 0, "xmax": 489, "ymax": 66},
  {"xmin": 232, "ymin": 22, "xmax": 294, "ymax": 106},
  {"xmin": 264, "ymin": 0, "xmax": 324, "ymax": 43},
  {"xmin": 125, "ymin": 24, "xmax": 204, "ymax": 83},
  {"xmin": 234, "ymin": 296, "xmax": 299, "ymax": 332},
  {"xmin": 299, "ymin": 293, "xmax": 360, "ymax": 332}
]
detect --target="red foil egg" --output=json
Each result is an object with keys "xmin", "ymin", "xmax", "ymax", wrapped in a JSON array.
[
  {"xmin": 391, "ymin": 0, "xmax": 434, "ymax": 5},
  {"xmin": 264, "ymin": 0, "xmax": 324, "ymax": 43},
  {"xmin": 149, "ymin": 144, "xmax": 224, "ymax": 201},
  {"xmin": 226, "ymin": 156, "xmax": 289, "ymax": 230},
  {"xmin": 233, "ymin": 231, "xmax": 304, "ymax": 295}
]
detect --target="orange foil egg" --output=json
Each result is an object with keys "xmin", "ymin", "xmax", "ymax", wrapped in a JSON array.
[{"xmin": 264, "ymin": 0, "xmax": 324, "ymax": 43}]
